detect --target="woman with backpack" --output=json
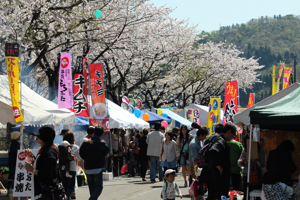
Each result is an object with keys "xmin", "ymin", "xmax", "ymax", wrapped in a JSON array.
[
  {"xmin": 176, "ymin": 125, "xmax": 193, "ymax": 187},
  {"xmin": 59, "ymin": 131, "xmax": 81, "ymax": 200}
]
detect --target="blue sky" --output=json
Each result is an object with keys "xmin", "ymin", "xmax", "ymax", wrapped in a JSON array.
[{"xmin": 150, "ymin": 0, "xmax": 300, "ymax": 32}]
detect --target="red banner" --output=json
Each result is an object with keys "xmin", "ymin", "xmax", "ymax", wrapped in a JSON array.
[
  {"xmin": 72, "ymin": 56, "xmax": 89, "ymax": 117},
  {"xmin": 247, "ymin": 93, "xmax": 255, "ymax": 108},
  {"xmin": 89, "ymin": 63, "xmax": 108, "ymax": 120},
  {"xmin": 90, "ymin": 119, "xmax": 110, "ymax": 131},
  {"xmin": 223, "ymin": 80, "xmax": 238, "ymax": 124}
]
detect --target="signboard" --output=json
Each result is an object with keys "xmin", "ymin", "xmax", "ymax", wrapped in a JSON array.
[
  {"xmin": 13, "ymin": 149, "xmax": 38, "ymax": 198},
  {"xmin": 5, "ymin": 43, "xmax": 24, "ymax": 122},
  {"xmin": 90, "ymin": 118, "xmax": 110, "ymax": 131},
  {"xmin": 58, "ymin": 52, "xmax": 73, "ymax": 108},
  {"xmin": 185, "ymin": 108, "xmax": 200, "ymax": 124},
  {"xmin": 223, "ymin": 80, "xmax": 238, "ymax": 124},
  {"xmin": 72, "ymin": 56, "xmax": 89, "ymax": 117},
  {"xmin": 207, "ymin": 97, "xmax": 221, "ymax": 137}
]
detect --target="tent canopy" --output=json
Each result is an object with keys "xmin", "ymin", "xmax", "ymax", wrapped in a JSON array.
[
  {"xmin": 234, "ymin": 83, "xmax": 300, "ymax": 125},
  {"xmin": 178, "ymin": 104, "xmax": 223, "ymax": 125},
  {"xmin": 249, "ymin": 85, "xmax": 300, "ymax": 131},
  {"xmin": 140, "ymin": 110, "xmax": 171, "ymax": 126},
  {"xmin": 0, "ymin": 75, "xmax": 75, "ymax": 126},
  {"xmin": 161, "ymin": 109, "xmax": 192, "ymax": 128}
]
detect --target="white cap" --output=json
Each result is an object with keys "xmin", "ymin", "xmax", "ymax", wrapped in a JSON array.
[{"xmin": 164, "ymin": 169, "xmax": 176, "ymax": 178}]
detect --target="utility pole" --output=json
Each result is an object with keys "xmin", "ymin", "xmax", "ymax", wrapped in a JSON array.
[{"xmin": 294, "ymin": 56, "xmax": 297, "ymax": 83}]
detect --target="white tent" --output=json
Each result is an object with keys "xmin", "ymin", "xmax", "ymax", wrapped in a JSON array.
[
  {"xmin": 161, "ymin": 109, "xmax": 192, "ymax": 128},
  {"xmin": 0, "ymin": 75, "xmax": 75, "ymax": 126},
  {"xmin": 52, "ymin": 96, "xmax": 150, "ymax": 129},
  {"xmin": 233, "ymin": 83, "xmax": 300, "ymax": 125},
  {"xmin": 177, "ymin": 104, "xmax": 224, "ymax": 125}
]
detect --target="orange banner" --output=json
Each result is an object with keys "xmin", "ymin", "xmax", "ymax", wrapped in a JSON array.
[
  {"xmin": 5, "ymin": 43, "xmax": 24, "ymax": 122},
  {"xmin": 89, "ymin": 63, "xmax": 108, "ymax": 120},
  {"xmin": 282, "ymin": 67, "xmax": 292, "ymax": 89},
  {"xmin": 247, "ymin": 93, "xmax": 255, "ymax": 108},
  {"xmin": 223, "ymin": 80, "xmax": 238, "ymax": 124}
]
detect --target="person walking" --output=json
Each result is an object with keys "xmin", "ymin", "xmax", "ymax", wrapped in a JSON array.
[
  {"xmin": 24, "ymin": 125, "xmax": 61, "ymax": 200},
  {"xmin": 147, "ymin": 121, "xmax": 164, "ymax": 183},
  {"xmin": 139, "ymin": 129, "xmax": 149, "ymax": 181},
  {"xmin": 176, "ymin": 125, "xmax": 193, "ymax": 187},
  {"xmin": 206, "ymin": 123, "xmax": 237, "ymax": 200},
  {"xmin": 80, "ymin": 126, "xmax": 109, "ymax": 200},
  {"xmin": 161, "ymin": 131, "xmax": 177, "ymax": 176},
  {"xmin": 59, "ymin": 131, "xmax": 81, "ymax": 200}
]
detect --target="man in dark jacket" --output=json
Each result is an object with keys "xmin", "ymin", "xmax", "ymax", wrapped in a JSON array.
[
  {"xmin": 206, "ymin": 123, "xmax": 237, "ymax": 200},
  {"xmin": 7, "ymin": 131, "xmax": 21, "ymax": 190},
  {"xmin": 267, "ymin": 139, "xmax": 297, "ymax": 186},
  {"xmin": 80, "ymin": 126, "xmax": 109, "ymax": 200}
]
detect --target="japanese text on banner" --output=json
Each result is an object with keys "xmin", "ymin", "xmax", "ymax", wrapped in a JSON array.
[
  {"xmin": 58, "ymin": 53, "xmax": 73, "ymax": 109},
  {"xmin": 282, "ymin": 67, "xmax": 292, "ymax": 89},
  {"xmin": 223, "ymin": 80, "xmax": 238, "ymax": 124},
  {"xmin": 207, "ymin": 98, "xmax": 221, "ymax": 137},
  {"xmin": 5, "ymin": 43, "xmax": 24, "ymax": 122},
  {"xmin": 72, "ymin": 56, "xmax": 89, "ymax": 117}
]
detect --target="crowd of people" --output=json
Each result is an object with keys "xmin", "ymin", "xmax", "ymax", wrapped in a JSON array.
[{"xmin": 6, "ymin": 120, "xmax": 297, "ymax": 200}]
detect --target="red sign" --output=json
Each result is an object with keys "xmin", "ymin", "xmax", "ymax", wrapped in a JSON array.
[
  {"xmin": 72, "ymin": 56, "xmax": 89, "ymax": 117},
  {"xmin": 18, "ymin": 152, "xmax": 25, "ymax": 161},
  {"xmin": 223, "ymin": 80, "xmax": 238, "ymax": 124},
  {"xmin": 247, "ymin": 93, "xmax": 255, "ymax": 108},
  {"xmin": 90, "ymin": 119, "xmax": 110, "ymax": 131}
]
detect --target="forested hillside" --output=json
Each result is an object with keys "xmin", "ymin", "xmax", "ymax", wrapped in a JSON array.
[{"xmin": 198, "ymin": 15, "xmax": 300, "ymax": 107}]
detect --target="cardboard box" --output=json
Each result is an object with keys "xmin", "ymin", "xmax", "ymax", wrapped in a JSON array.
[{"xmin": 103, "ymin": 172, "xmax": 113, "ymax": 181}]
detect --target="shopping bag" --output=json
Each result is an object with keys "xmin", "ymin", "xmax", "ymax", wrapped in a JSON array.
[{"xmin": 121, "ymin": 163, "xmax": 128, "ymax": 174}]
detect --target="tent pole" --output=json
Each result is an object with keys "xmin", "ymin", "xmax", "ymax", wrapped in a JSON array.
[
  {"xmin": 118, "ymin": 129, "xmax": 120, "ymax": 178},
  {"xmin": 246, "ymin": 124, "xmax": 253, "ymax": 200}
]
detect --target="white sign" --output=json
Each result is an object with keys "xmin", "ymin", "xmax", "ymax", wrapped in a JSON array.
[{"xmin": 13, "ymin": 149, "xmax": 38, "ymax": 198}]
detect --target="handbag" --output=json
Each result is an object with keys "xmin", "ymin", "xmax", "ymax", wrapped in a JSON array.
[{"xmin": 134, "ymin": 147, "xmax": 140, "ymax": 155}]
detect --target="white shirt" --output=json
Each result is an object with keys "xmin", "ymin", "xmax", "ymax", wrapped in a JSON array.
[
  {"xmin": 161, "ymin": 140, "xmax": 177, "ymax": 162},
  {"xmin": 146, "ymin": 130, "xmax": 164, "ymax": 157}
]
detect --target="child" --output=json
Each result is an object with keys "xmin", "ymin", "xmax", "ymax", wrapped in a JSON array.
[
  {"xmin": 162, "ymin": 169, "xmax": 182, "ymax": 200},
  {"xmin": 127, "ymin": 141, "xmax": 136, "ymax": 177},
  {"xmin": 59, "ymin": 140, "xmax": 75, "ymax": 178}
]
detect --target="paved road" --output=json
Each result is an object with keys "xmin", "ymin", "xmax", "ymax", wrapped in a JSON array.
[{"xmin": 76, "ymin": 173, "xmax": 193, "ymax": 200}]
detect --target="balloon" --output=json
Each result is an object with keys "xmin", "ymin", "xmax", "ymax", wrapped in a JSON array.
[
  {"xmin": 122, "ymin": 96, "xmax": 129, "ymax": 103},
  {"xmin": 129, "ymin": 99, "xmax": 136, "ymax": 107},
  {"xmin": 163, "ymin": 113, "xmax": 168, "ymax": 118},
  {"xmin": 94, "ymin": 10, "xmax": 102, "ymax": 18},
  {"xmin": 128, "ymin": 105, "xmax": 134, "ymax": 114},
  {"xmin": 161, "ymin": 120, "xmax": 168, "ymax": 129},
  {"xmin": 142, "ymin": 113, "xmax": 150, "ymax": 121},
  {"xmin": 134, "ymin": 109, "xmax": 141, "ymax": 118},
  {"xmin": 121, "ymin": 102, "xmax": 129, "ymax": 110},
  {"xmin": 168, "ymin": 107, "xmax": 172, "ymax": 110},
  {"xmin": 157, "ymin": 109, "xmax": 163, "ymax": 115},
  {"xmin": 135, "ymin": 99, "xmax": 142, "ymax": 109}
]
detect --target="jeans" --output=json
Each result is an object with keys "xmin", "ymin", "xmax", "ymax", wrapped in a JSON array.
[
  {"xmin": 149, "ymin": 156, "xmax": 163, "ymax": 181},
  {"xmin": 61, "ymin": 170, "xmax": 76, "ymax": 199},
  {"xmin": 86, "ymin": 171, "xmax": 104, "ymax": 200}
]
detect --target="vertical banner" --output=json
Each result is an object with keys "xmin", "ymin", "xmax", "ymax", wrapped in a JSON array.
[
  {"xmin": 185, "ymin": 109, "xmax": 200, "ymax": 124},
  {"xmin": 247, "ymin": 93, "xmax": 255, "ymax": 108},
  {"xmin": 275, "ymin": 63, "xmax": 284, "ymax": 93},
  {"xmin": 223, "ymin": 80, "xmax": 238, "ymax": 124},
  {"xmin": 89, "ymin": 63, "xmax": 109, "ymax": 130},
  {"xmin": 58, "ymin": 53, "xmax": 73, "ymax": 108},
  {"xmin": 207, "ymin": 97, "xmax": 221, "ymax": 137},
  {"xmin": 272, "ymin": 66, "xmax": 276, "ymax": 95},
  {"xmin": 282, "ymin": 67, "xmax": 292, "ymax": 89},
  {"xmin": 72, "ymin": 56, "xmax": 89, "ymax": 117},
  {"xmin": 13, "ymin": 149, "xmax": 38, "ymax": 198},
  {"xmin": 5, "ymin": 43, "xmax": 24, "ymax": 122}
]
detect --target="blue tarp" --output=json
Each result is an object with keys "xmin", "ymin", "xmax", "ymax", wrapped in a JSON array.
[
  {"xmin": 140, "ymin": 110, "xmax": 171, "ymax": 126},
  {"xmin": 161, "ymin": 109, "xmax": 192, "ymax": 128}
]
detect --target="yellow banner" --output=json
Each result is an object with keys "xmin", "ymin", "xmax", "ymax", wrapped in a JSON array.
[
  {"xmin": 5, "ymin": 43, "xmax": 24, "ymax": 122},
  {"xmin": 275, "ymin": 63, "xmax": 284, "ymax": 93},
  {"xmin": 282, "ymin": 67, "xmax": 292, "ymax": 89},
  {"xmin": 207, "ymin": 97, "xmax": 221, "ymax": 137},
  {"xmin": 272, "ymin": 66, "xmax": 275, "ymax": 95}
]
